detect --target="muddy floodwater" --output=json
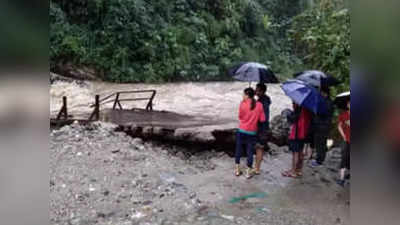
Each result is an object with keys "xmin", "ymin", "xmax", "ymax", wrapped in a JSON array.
[
  {"xmin": 50, "ymin": 81, "xmax": 350, "ymax": 225},
  {"xmin": 50, "ymin": 81, "xmax": 292, "ymax": 121}
]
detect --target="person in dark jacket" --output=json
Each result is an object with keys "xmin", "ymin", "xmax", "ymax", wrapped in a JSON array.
[
  {"xmin": 253, "ymin": 83, "xmax": 272, "ymax": 175},
  {"xmin": 309, "ymin": 87, "xmax": 334, "ymax": 167}
]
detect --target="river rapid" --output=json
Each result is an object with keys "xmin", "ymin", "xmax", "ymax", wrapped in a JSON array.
[{"xmin": 50, "ymin": 81, "xmax": 292, "ymax": 121}]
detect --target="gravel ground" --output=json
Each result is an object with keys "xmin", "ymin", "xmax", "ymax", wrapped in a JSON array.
[{"xmin": 50, "ymin": 122, "xmax": 349, "ymax": 225}]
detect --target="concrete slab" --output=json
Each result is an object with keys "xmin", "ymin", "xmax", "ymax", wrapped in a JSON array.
[{"xmin": 101, "ymin": 109, "xmax": 235, "ymax": 129}]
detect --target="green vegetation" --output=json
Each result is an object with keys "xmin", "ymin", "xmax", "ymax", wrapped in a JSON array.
[{"xmin": 50, "ymin": 0, "xmax": 349, "ymax": 88}]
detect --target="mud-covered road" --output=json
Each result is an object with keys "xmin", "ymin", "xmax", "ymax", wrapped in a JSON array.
[{"xmin": 50, "ymin": 122, "xmax": 349, "ymax": 225}]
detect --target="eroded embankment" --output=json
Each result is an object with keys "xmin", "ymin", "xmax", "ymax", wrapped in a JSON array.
[{"xmin": 51, "ymin": 122, "xmax": 349, "ymax": 225}]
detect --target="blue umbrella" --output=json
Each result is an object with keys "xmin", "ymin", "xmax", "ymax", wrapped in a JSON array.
[
  {"xmin": 281, "ymin": 80, "xmax": 328, "ymax": 115},
  {"xmin": 228, "ymin": 62, "xmax": 279, "ymax": 83}
]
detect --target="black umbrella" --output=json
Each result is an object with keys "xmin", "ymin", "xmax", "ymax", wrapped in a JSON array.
[
  {"xmin": 334, "ymin": 91, "xmax": 350, "ymax": 110},
  {"xmin": 228, "ymin": 62, "xmax": 279, "ymax": 84},
  {"xmin": 293, "ymin": 70, "xmax": 340, "ymax": 88}
]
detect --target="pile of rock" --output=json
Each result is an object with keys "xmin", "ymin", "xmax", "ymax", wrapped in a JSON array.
[{"xmin": 50, "ymin": 122, "xmax": 220, "ymax": 225}]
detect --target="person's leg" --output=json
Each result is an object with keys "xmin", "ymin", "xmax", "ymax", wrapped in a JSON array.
[
  {"xmin": 320, "ymin": 133, "xmax": 328, "ymax": 163},
  {"xmin": 246, "ymin": 135, "xmax": 256, "ymax": 168},
  {"xmin": 293, "ymin": 152, "xmax": 299, "ymax": 174},
  {"xmin": 235, "ymin": 132, "xmax": 244, "ymax": 175},
  {"xmin": 292, "ymin": 142, "xmax": 299, "ymax": 173},
  {"xmin": 314, "ymin": 132, "xmax": 328, "ymax": 165},
  {"xmin": 255, "ymin": 145, "xmax": 264, "ymax": 174},
  {"xmin": 305, "ymin": 144, "xmax": 313, "ymax": 160},
  {"xmin": 337, "ymin": 142, "xmax": 349, "ymax": 186},
  {"xmin": 297, "ymin": 144, "xmax": 305, "ymax": 175},
  {"xmin": 245, "ymin": 135, "xmax": 256, "ymax": 178},
  {"xmin": 340, "ymin": 168, "xmax": 346, "ymax": 180}
]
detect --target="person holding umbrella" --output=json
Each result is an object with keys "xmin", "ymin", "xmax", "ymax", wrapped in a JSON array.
[
  {"xmin": 228, "ymin": 62, "xmax": 278, "ymax": 177},
  {"xmin": 309, "ymin": 86, "xmax": 334, "ymax": 168},
  {"xmin": 282, "ymin": 102, "xmax": 312, "ymax": 178},
  {"xmin": 235, "ymin": 87, "xmax": 266, "ymax": 179},
  {"xmin": 253, "ymin": 83, "xmax": 272, "ymax": 175},
  {"xmin": 281, "ymin": 80, "xmax": 328, "ymax": 177},
  {"xmin": 293, "ymin": 70, "xmax": 338, "ymax": 167}
]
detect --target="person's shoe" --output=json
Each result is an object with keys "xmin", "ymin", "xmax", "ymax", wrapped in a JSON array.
[
  {"xmin": 245, "ymin": 167, "xmax": 253, "ymax": 179},
  {"xmin": 252, "ymin": 168, "xmax": 261, "ymax": 175},
  {"xmin": 336, "ymin": 179, "xmax": 345, "ymax": 187},
  {"xmin": 235, "ymin": 165, "xmax": 242, "ymax": 176},
  {"xmin": 309, "ymin": 160, "xmax": 322, "ymax": 168}
]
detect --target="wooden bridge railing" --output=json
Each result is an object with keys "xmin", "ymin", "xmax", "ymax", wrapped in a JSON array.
[
  {"xmin": 90, "ymin": 90, "xmax": 156, "ymax": 111},
  {"xmin": 54, "ymin": 90, "xmax": 157, "ymax": 122}
]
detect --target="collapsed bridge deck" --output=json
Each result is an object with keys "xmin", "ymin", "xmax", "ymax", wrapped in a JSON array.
[{"xmin": 50, "ymin": 90, "xmax": 288, "ymax": 151}]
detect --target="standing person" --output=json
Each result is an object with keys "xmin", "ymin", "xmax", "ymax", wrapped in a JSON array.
[
  {"xmin": 282, "ymin": 103, "xmax": 312, "ymax": 178},
  {"xmin": 235, "ymin": 88, "xmax": 266, "ymax": 179},
  {"xmin": 253, "ymin": 83, "xmax": 272, "ymax": 175},
  {"xmin": 309, "ymin": 87, "xmax": 334, "ymax": 167},
  {"xmin": 337, "ymin": 100, "xmax": 350, "ymax": 186}
]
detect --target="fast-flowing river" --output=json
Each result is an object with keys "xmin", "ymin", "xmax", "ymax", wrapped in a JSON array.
[{"xmin": 50, "ymin": 81, "xmax": 292, "ymax": 121}]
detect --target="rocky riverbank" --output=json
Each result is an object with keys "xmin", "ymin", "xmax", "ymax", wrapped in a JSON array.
[{"xmin": 51, "ymin": 122, "xmax": 349, "ymax": 225}]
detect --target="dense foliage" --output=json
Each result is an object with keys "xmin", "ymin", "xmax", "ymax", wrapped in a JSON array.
[
  {"xmin": 290, "ymin": 0, "xmax": 350, "ymax": 94},
  {"xmin": 50, "ymin": 0, "xmax": 349, "ymax": 86}
]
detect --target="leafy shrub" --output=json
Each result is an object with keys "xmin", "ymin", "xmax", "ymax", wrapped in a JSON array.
[{"xmin": 50, "ymin": 0, "xmax": 349, "ymax": 84}]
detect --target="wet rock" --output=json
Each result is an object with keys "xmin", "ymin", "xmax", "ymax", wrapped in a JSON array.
[
  {"xmin": 131, "ymin": 138, "xmax": 144, "ymax": 147},
  {"xmin": 176, "ymin": 152, "xmax": 186, "ymax": 160},
  {"xmin": 142, "ymin": 200, "xmax": 152, "ymax": 206},
  {"xmin": 189, "ymin": 192, "xmax": 197, "ymax": 199},
  {"xmin": 269, "ymin": 112, "xmax": 291, "ymax": 146},
  {"xmin": 103, "ymin": 190, "xmax": 110, "ymax": 196}
]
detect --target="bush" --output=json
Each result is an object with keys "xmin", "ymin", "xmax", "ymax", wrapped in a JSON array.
[
  {"xmin": 289, "ymin": 0, "xmax": 350, "ymax": 94},
  {"xmin": 50, "ymin": 0, "xmax": 349, "ymax": 84}
]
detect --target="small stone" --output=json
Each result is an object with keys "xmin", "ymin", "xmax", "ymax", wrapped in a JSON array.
[
  {"xmin": 221, "ymin": 214, "xmax": 234, "ymax": 221},
  {"xmin": 142, "ymin": 200, "xmax": 152, "ymax": 206},
  {"xmin": 132, "ymin": 138, "xmax": 144, "ymax": 146},
  {"xmin": 97, "ymin": 212, "xmax": 106, "ymax": 218},
  {"xmin": 111, "ymin": 149, "xmax": 120, "ymax": 154},
  {"xmin": 176, "ymin": 152, "xmax": 185, "ymax": 159}
]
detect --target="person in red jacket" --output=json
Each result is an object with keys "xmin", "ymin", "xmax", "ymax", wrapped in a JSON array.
[
  {"xmin": 337, "ymin": 100, "xmax": 350, "ymax": 186},
  {"xmin": 282, "ymin": 103, "xmax": 312, "ymax": 178},
  {"xmin": 235, "ymin": 87, "xmax": 266, "ymax": 179}
]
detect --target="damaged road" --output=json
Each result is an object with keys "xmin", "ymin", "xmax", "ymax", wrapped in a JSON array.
[{"xmin": 50, "ymin": 122, "xmax": 349, "ymax": 225}]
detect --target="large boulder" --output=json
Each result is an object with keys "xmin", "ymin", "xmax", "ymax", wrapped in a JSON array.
[{"xmin": 269, "ymin": 111, "xmax": 292, "ymax": 146}]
